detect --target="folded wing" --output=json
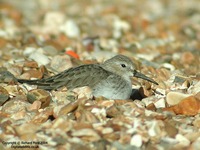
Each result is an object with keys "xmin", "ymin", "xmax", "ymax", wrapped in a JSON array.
[{"xmin": 18, "ymin": 64, "xmax": 111, "ymax": 90}]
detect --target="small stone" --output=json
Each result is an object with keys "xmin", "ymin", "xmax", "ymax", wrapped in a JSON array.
[
  {"xmin": 29, "ymin": 50, "xmax": 50, "ymax": 66},
  {"xmin": 113, "ymin": 17, "xmax": 130, "ymax": 39},
  {"xmin": 6, "ymin": 65, "xmax": 23, "ymax": 77},
  {"xmin": 175, "ymin": 134, "xmax": 190, "ymax": 147},
  {"xmin": 28, "ymin": 100, "xmax": 42, "ymax": 111},
  {"xmin": 181, "ymin": 80, "xmax": 190, "ymax": 89},
  {"xmin": 0, "ymin": 86, "xmax": 9, "ymax": 105},
  {"xmin": 43, "ymin": 45, "xmax": 58, "ymax": 56},
  {"xmin": 195, "ymin": 92, "xmax": 200, "ymax": 100},
  {"xmin": 97, "ymin": 99, "xmax": 115, "ymax": 108},
  {"xmin": 161, "ymin": 63, "xmax": 175, "ymax": 71},
  {"xmin": 101, "ymin": 127, "xmax": 113, "ymax": 134},
  {"xmin": 154, "ymin": 98, "xmax": 166, "ymax": 108},
  {"xmin": 164, "ymin": 121, "xmax": 178, "ymax": 138},
  {"xmin": 27, "ymin": 89, "xmax": 51, "ymax": 108},
  {"xmin": 60, "ymin": 20, "xmax": 80, "ymax": 38},
  {"xmin": 44, "ymin": 11, "xmax": 65, "ymax": 34},
  {"xmin": 147, "ymin": 120, "xmax": 161, "ymax": 137},
  {"xmin": 166, "ymin": 92, "xmax": 192, "ymax": 106},
  {"xmin": 44, "ymin": 40, "xmax": 64, "ymax": 52},
  {"xmin": 76, "ymin": 109, "xmax": 100, "ymax": 123},
  {"xmin": 163, "ymin": 96, "xmax": 200, "ymax": 116},
  {"xmin": 50, "ymin": 55, "xmax": 73, "ymax": 72},
  {"xmin": 181, "ymin": 52, "xmax": 195, "ymax": 65},
  {"xmin": 52, "ymin": 117, "xmax": 73, "ymax": 132},
  {"xmin": 23, "ymin": 69, "xmax": 43, "ymax": 79},
  {"xmin": 134, "ymin": 100, "xmax": 145, "ymax": 108},
  {"xmin": 0, "ymin": 70, "xmax": 17, "ymax": 83},
  {"xmin": 54, "ymin": 98, "xmax": 82, "ymax": 117},
  {"xmin": 173, "ymin": 75, "xmax": 188, "ymax": 84},
  {"xmin": 193, "ymin": 117, "xmax": 200, "ymax": 128},
  {"xmin": 139, "ymin": 87, "xmax": 153, "ymax": 97},
  {"xmin": 71, "ymin": 128, "xmax": 101, "ymax": 142},
  {"xmin": 23, "ymin": 61, "xmax": 38, "ymax": 68},
  {"xmin": 15, "ymin": 123, "xmax": 38, "ymax": 140},
  {"xmin": 73, "ymin": 86, "xmax": 92, "ymax": 99},
  {"xmin": 0, "ymin": 37, "xmax": 8, "ymax": 48},
  {"xmin": 185, "ymin": 132, "xmax": 200, "ymax": 143},
  {"xmin": 4, "ymin": 85, "xmax": 20, "ymax": 96},
  {"xmin": 189, "ymin": 81, "xmax": 200, "ymax": 95},
  {"xmin": 130, "ymin": 134, "xmax": 142, "ymax": 147},
  {"xmin": 146, "ymin": 103, "xmax": 156, "ymax": 111},
  {"xmin": 191, "ymin": 137, "xmax": 200, "ymax": 150},
  {"xmin": 23, "ymin": 47, "xmax": 36, "ymax": 56},
  {"xmin": 1, "ymin": 99, "xmax": 31, "ymax": 116},
  {"xmin": 106, "ymin": 104, "xmax": 124, "ymax": 117},
  {"xmin": 31, "ymin": 108, "xmax": 53, "ymax": 123}
]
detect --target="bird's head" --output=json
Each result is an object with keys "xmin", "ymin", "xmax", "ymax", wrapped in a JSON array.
[{"xmin": 102, "ymin": 55, "xmax": 158, "ymax": 85}]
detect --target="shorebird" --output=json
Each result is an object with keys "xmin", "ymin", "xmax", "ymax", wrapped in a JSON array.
[{"xmin": 18, "ymin": 55, "xmax": 158, "ymax": 99}]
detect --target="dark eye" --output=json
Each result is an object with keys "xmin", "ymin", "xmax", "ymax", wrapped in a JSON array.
[{"xmin": 121, "ymin": 64, "xmax": 126, "ymax": 68}]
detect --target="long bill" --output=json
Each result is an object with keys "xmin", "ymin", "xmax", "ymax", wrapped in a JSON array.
[{"xmin": 133, "ymin": 70, "xmax": 158, "ymax": 85}]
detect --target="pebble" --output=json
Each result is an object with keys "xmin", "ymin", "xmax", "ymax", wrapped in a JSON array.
[
  {"xmin": 44, "ymin": 12, "xmax": 65, "ymax": 27},
  {"xmin": 50, "ymin": 55, "xmax": 73, "ymax": 72},
  {"xmin": 43, "ymin": 46, "xmax": 58, "ymax": 56},
  {"xmin": 91, "ymin": 51, "xmax": 116, "ymax": 62},
  {"xmin": 29, "ymin": 51, "xmax": 50, "ymax": 66},
  {"xmin": 71, "ymin": 128, "xmax": 101, "ymax": 141},
  {"xmin": 147, "ymin": 120, "xmax": 161, "ymax": 137},
  {"xmin": 43, "ymin": 11, "xmax": 65, "ymax": 34},
  {"xmin": 0, "ymin": 70, "xmax": 17, "ymax": 83},
  {"xmin": 14, "ymin": 123, "xmax": 38, "ymax": 140},
  {"xmin": 146, "ymin": 103, "xmax": 156, "ymax": 111},
  {"xmin": 191, "ymin": 137, "xmax": 200, "ymax": 150},
  {"xmin": 130, "ymin": 134, "xmax": 142, "ymax": 147},
  {"xmin": 60, "ymin": 19, "xmax": 80, "ymax": 38},
  {"xmin": 23, "ymin": 69, "xmax": 43, "ymax": 79},
  {"xmin": 173, "ymin": 75, "xmax": 188, "ymax": 84},
  {"xmin": 28, "ymin": 100, "xmax": 42, "ymax": 111},
  {"xmin": 164, "ymin": 120, "xmax": 178, "ymax": 138},
  {"xmin": 175, "ymin": 134, "xmax": 190, "ymax": 147},
  {"xmin": 193, "ymin": 117, "xmax": 200, "ymax": 128},
  {"xmin": 5, "ymin": 64, "xmax": 23, "ymax": 77},
  {"xmin": 23, "ymin": 47, "xmax": 50, "ymax": 66},
  {"xmin": 161, "ymin": 63, "xmax": 175, "ymax": 71},
  {"xmin": 0, "ymin": 86, "xmax": 9, "ymax": 105},
  {"xmin": 163, "ymin": 96, "xmax": 200, "ymax": 116},
  {"xmin": 101, "ymin": 127, "xmax": 113, "ymax": 134},
  {"xmin": 188, "ymin": 81, "xmax": 200, "ymax": 95},
  {"xmin": 181, "ymin": 52, "xmax": 195, "ymax": 65},
  {"xmin": 154, "ymin": 98, "xmax": 166, "ymax": 108},
  {"xmin": 27, "ymin": 89, "xmax": 51, "ymax": 108},
  {"xmin": 1, "ymin": 99, "xmax": 30, "ymax": 114},
  {"xmin": 113, "ymin": 17, "xmax": 130, "ymax": 39},
  {"xmin": 23, "ymin": 61, "xmax": 38, "ymax": 68},
  {"xmin": 23, "ymin": 47, "xmax": 36, "ymax": 56},
  {"xmin": 166, "ymin": 92, "xmax": 192, "ymax": 106},
  {"xmin": 4, "ymin": 85, "xmax": 21, "ymax": 96}
]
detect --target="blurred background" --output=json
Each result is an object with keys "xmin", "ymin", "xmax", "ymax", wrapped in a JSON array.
[{"xmin": 0, "ymin": 0, "xmax": 200, "ymax": 74}]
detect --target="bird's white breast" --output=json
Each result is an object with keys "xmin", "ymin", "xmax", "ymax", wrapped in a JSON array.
[{"xmin": 92, "ymin": 75, "xmax": 132, "ymax": 99}]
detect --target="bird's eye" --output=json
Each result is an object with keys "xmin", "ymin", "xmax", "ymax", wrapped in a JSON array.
[{"xmin": 121, "ymin": 64, "xmax": 126, "ymax": 68}]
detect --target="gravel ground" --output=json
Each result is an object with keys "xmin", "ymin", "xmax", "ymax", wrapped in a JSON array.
[{"xmin": 0, "ymin": 0, "xmax": 200, "ymax": 150}]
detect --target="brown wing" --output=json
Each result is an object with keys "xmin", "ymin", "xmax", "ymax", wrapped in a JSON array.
[{"xmin": 18, "ymin": 64, "xmax": 111, "ymax": 90}]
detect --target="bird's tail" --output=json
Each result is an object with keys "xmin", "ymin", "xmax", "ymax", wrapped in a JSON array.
[{"xmin": 17, "ymin": 78, "xmax": 55, "ymax": 90}]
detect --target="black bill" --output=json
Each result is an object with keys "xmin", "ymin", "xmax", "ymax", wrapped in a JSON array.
[{"xmin": 133, "ymin": 70, "xmax": 158, "ymax": 85}]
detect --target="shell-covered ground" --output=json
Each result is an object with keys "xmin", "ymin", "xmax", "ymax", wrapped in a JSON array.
[{"xmin": 0, "ymin": 0, "xmax": 200, "ymax": 150}]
